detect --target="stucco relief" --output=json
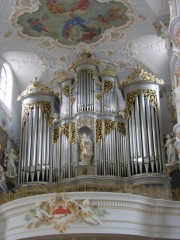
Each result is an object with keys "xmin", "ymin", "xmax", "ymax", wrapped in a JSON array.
[{"xmin": 24, "ymin": 193, "xmax": 108, "ymax": 232}]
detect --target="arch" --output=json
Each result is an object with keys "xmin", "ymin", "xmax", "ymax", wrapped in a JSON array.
[{"xmin": 0, "ymin": 62, "xmax": 13, "ymax": 110}]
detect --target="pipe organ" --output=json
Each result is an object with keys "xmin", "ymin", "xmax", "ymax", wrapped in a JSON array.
[{"xmin": 18, "ymin": 54, "xmax": 166, "ymax": 186}]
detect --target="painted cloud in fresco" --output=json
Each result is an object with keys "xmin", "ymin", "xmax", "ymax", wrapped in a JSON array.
[{"xmin": 17, "ymin": 0, "xmax": 130, "ymax": 45}]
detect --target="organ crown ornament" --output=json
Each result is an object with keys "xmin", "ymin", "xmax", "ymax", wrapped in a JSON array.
[
  {"xmin": 99, "ymin": 67, "xmax": 118, "ymax": 77},
  {"xmin": 17, "ymin": 78, "xmax": 59, "ymax": 100},
  {"xmin": 72, "ymin": 52, "xmax": 99, "ymax": 68},
  {"xmin": 119, "ymin": 67, "xmax": 164, "ymax": 87}
]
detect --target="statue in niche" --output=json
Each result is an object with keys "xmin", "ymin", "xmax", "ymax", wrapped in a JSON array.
[
  {"xmin": 5, "ymin": 149, "xmax": 18, "ymax": 178},
  {"xmin": 164, "ymin": 134, "xmax": 177, "ymax": 164},
  {"xmin": 79, "ymin": 133, "xmax": 93, "ymax": 165}
]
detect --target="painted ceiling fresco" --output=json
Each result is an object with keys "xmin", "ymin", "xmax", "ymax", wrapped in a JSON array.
[{"xmin": 17, "ymin": 0, "xmax": 130, "ymax": 45}]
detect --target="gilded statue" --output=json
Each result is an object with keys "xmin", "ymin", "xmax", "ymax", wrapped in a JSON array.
[{"xmin": 79, "ymin": 133, "xmax": 93, "ymax": 165}]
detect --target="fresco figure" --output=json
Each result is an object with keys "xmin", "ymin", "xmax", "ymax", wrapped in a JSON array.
[
  {"xmin": 79, "ymin": 133, "xmax": 93, "ymax": 165},
  {"xmin": 27, "ymin": 18, "xmax": 49, "ymax": 33}
]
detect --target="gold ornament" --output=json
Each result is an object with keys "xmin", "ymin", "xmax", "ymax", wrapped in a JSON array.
[
  {"xmin": 103, "ymin": 80, "xmax": 113, "ymax": 93},
  {"xmin": 18, "ymin": 81, "xmax": 59, "ymax": 101}
]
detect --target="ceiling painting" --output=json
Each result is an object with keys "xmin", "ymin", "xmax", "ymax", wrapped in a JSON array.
[{"xmin": 11, "ymin": 0, "xmax": 133, "ymax": 48}]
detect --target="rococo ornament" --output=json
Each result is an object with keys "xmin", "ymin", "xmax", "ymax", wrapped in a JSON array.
[
  {"xmin": 17, "ymin": 81, "xmax": 59, "ymax": 101},
  {"xmin": 119, "ymin": 68, "xmax": 164, "ymax": 87},
  {"xmin": 126, "ymin": 89, "xmax": 159, "ymax": 118},
  {"xmin": 24, "ymin": 193, "xmax": 108, "ymax": 232},
  {"xmin": 22, "ymin": 102, "xmax": 51, "ymax": 128}
]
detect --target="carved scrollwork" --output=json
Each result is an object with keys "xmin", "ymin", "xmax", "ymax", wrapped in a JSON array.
[
  {"xmin": 36, "ymin": 102, "xmax": 52, "ymax": 126},
  {"xmin": 126, "ymin": 89, "xmax": 159, "ymax": 118},
  {"xmin": 117, "ymin": 122, "xmax": 126, "ymax": 136},
  {"xmin": 18, "ymin": 81, "xmax": 58, "ymax": 101},
  {"xmin": 143, "ymin": 89, "xmax": 159, "ymax": 116},
  {"xmin": 95, "ymin": 93, "xmax": 103, "ymax": 102},
  {"xmin": 57, "ymin": 122, "xmax": 76, "ymax": 144},
  {"xmin": 62, "ymin": 85, "xmax": 70, "ymax": 97},
  {"xmin": 120, "ymin": 68, "xmax": 164, "ymax": 87},
  {"xmin": 53, "ymin": 128, "xmax": 60, "ymax": 143},
  {"xmin": 96, "ymin": 120, "xmax": 103, "ymax": 144},
  {"xmin": 103, "ymin": 80, "xmax": 113, "ymax": 93},
  {"xmin": 22, "ymin": 101, "xmax": 51, "ymax": 128},
  {"xmin": 22, "ymin": 103, "xmax": 34, "ymax": 128},
  {"xmin": 126, "ymin": 90, "xmax": 141, "ymax": 118},
  {"xmin": 71, "ymin": 122, "xmax": 76, "ymax": 144},
  {"xmin": 104, "ymin": 120, "xmax": 116, "ymax": 136},
  {"xmin": 60, "ymin": 123, "xmax": 70, "ymax": 139}
]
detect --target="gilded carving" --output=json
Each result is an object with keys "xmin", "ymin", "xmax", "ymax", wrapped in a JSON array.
[
  {"xmin": 60, "ymin": 123, "xmax": 70, "ymax": 139},
  {"xmin": 22, "ymin": 103, "xmax": 34, "ymax": 128},
  {"xmin": 126, "ymin": 90, "xmax": 141, "ymax": 118},
  {"xmin": 95, "ymin": 93, "xmax": 103, "ymax": 102},
  {"xmin": 104, "ymin": 120, "xmax": 116, "ymax": 136},
  {"xmin": 117, "ymin": 122, "xmax": 126, "ymax": 136},
  {"xmin": 99, "ymin": 67, "xmax": 117, "ymax": 77},
  {"xmin": 18, "ymin": 81, "xmax": 59, "ymax": 101},
  {"xmin": 62, "ymin": 85, "xmax": 70, "ymax": 97},
  {"xmin": 96, "ymin": 120, "xmax": 103, "ymax": 144},
  {"xmin": 77, "ymin": 69, "xmax": 96, "ymax": 81},
  {"xmin": 70, "ymin": 122, "xmax": 76, "ymax": 144},
  {"xmin": 103, "ymin": 80, "xmax": 114, "ymax": 93},
  {"xmin": 53, "ymin": 128, "xmax": 59, "ymax": 143},
  {"xmin": 143, "ymin": 89, "xmax": 159, "ymax": 116},
  {"xmin": 126, "ymin": 89, "xmax": 159, "ymax": 118},
  {"xmin": 58, "ymin": 122, "xmax": 76, "ymax": 144},
  {"xmin": 24, "ymin": 193, "xmax": 107, "ymax": 232},
  {"xmin": 22, "ymin": 102, "xmax": 51, "ymax": 128},
  {"xmin": 72, "ymin": 53, "xmax": 99, "ymax": 68},
  {"xmin": 119, "ymin": 68, "xmax": 164, "ymax": 87}
]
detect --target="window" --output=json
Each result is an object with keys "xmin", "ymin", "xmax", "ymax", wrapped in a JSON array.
[{"xmin": 0, "ymin": 63, "xmax": 12, "ymax": 110}]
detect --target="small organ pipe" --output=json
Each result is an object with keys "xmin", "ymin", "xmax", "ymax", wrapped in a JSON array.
[
  {"xmin": 27, "ymin": 110, "xmax": 32, "ymax": 169},
  {"xmin": 140, "ymin": 93, "xmax": 148, "ymax": 159}
]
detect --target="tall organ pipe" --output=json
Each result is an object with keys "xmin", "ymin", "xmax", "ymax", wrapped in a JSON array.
[{"xmin": 121, "ymin": 80, "xmax": 164, "ymax": 176}]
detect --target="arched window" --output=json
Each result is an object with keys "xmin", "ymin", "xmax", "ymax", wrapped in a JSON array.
[{"xmin": 0, "ymin": 63, "xmax": 12, "ymax": 110}]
